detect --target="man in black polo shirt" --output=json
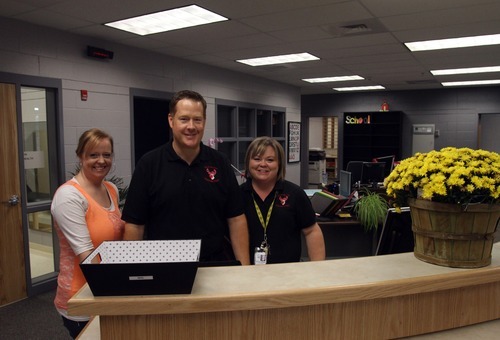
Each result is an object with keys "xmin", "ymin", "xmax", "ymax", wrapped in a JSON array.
[{"xmin": 122, "ymin": 90, "xmax": 250, "ymax": 264}]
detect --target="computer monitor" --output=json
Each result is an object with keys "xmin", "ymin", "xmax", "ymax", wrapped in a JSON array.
[
  {"xmin": 360, "ymin": 162, "xmax": 385, "ymax": 186},
  {"xmin": 375, "ymin": 207, "xmax": 413, "ymax": 255},
  {"xmin": 374, "ymin": 155, "xmax": 395, "ymax": 178},
  {"xmin": 339, "ymin": 170, "xmax": 352, "ymax": 197},
  {"xmin": 345, "ymin": 161, "xmax": 364, "ymax": 187}
]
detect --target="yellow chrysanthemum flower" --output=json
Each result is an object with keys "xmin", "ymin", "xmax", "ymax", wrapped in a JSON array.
[{"xmin": 384, "ymin": 147, "xmax": 499, "ymax": 207}]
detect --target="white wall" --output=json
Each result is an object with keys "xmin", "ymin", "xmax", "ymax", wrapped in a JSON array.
[
  {"xmin": 308, "ymin": 117, "xmax": 324, "ymax": 149},
  {"xmin": 0, "ymin": 17, "xmax": 302, "ymax": 184}
]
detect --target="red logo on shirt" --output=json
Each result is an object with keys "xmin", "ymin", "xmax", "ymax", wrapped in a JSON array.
[
  {"xmin": 278, "ymin": 194, "xmax": 289, "ymax": 206},
  {"xmin": 204, "ymin": 166, "xmax": 219, "ymax": 182}
]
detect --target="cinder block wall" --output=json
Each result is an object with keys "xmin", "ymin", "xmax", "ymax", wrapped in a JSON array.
[{"xmin": 0, "ymin": 17, "xmax": 302, "ymax": 185}]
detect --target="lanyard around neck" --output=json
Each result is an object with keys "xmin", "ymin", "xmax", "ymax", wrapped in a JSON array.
[{"xmin": 252, "ymin": 192, "xmax": 277, "ymax": 234}]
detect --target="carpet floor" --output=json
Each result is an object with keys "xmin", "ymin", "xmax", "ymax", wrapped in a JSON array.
[{"xmin": 0, "ymin": 289, "xmax": 72, "ymax": 340}]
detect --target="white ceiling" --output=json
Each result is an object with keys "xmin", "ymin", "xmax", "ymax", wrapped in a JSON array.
[{"xmin": 2, "ymin": 0, "xmax": 500, "ymax": 94}]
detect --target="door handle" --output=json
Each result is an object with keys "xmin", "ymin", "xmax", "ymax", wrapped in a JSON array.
[{"xmin": 7, "ymin": 195, "xmax": 20, "ymax": 206}]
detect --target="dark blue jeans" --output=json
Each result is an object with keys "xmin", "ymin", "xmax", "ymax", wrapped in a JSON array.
[{"xmin": 61, "ymin": 316, "xmax": 88, "ymax": 339}]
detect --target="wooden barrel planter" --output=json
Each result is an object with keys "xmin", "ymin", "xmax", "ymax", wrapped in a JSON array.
[{"xmin": 408, "ymin": 198, "xmax": 500, "ymax": 268}]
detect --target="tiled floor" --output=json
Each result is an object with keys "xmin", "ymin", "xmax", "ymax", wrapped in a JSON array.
[{"xmin": 29, "ymin": 242, "xmax": 54, "ymax": 278}]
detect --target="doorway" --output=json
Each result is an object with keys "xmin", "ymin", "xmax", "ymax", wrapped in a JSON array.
[
  {"xmin": 22, "ymin": 86, "xmax": 61, "ymax": 294},
  {"xmin": 0, "ymin": 74, "xmax": 63, "ymax": 305},
  {"xmin": 478, "ymin": 113, "xmax": 500, "ymax": 153},
  {"xmin": 131, "ymin": 89, "xmax": 172, "ymax": 167},
  {"xmin": 307, "ymin": 116, "xmax": 339, "ymax": 186}
]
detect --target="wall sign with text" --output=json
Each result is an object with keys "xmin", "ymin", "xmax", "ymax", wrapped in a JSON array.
[
  {"xmin": 287, "ymin": 121, "xmax": 301, "ymax": 163},
  {"xmin": 345, "ymin": 114, "xmax": 371, "ymax": 124}
]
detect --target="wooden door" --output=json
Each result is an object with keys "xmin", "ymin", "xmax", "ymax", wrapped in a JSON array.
[{"xmin": 0, "ymin": 82, "xmax": 27, "ymax": 305}]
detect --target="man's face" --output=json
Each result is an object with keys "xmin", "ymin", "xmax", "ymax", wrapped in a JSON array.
[{"xmin": 168, "ymin": 98, "xmax": 206, "ymax": 150}]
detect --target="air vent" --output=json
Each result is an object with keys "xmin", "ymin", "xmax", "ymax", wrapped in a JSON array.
[
  {"xmin": 340, "ymin": 24, "xmax": 371, "ymax": 35},
  {"xmin": 321, "ymin": 19, "xmax": 387, "ymax": 37}
]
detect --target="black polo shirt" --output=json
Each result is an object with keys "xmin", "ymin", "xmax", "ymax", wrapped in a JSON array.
[
  {"xmin": 122, "ymin": 142, "xmax": 244, "ymax": 261},
  {"xmin": 240, "ymin": 179, "xmax": 317, "ymax": 264}
]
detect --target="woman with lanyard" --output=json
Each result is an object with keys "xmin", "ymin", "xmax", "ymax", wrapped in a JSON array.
[{"xmin": 240, "ymin": 136, "xmax": 325, "ymax": 264}]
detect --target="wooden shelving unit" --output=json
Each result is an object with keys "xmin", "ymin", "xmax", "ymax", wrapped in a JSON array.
[{"xmin": 325, "ymin": 156, "xmax": 337, "ymax": 182}]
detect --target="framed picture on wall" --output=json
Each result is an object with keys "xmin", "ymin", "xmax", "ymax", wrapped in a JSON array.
[{"xmin": 287, "ymin": 121, "xmax": 301, "ymax": 163}]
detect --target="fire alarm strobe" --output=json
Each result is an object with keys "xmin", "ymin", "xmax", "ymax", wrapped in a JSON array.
[{"xmin": 87, "ymin": 46, "xmax": 114, "ymax": 60}]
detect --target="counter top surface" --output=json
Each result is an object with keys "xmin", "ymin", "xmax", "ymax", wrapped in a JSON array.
[{"xmin": 69, "ymin": 243, "xmax": 500, "ymax": 315}]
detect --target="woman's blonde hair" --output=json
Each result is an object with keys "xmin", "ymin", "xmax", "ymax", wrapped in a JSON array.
[{"xmin": 244, "ymin": 136, "xmax": 286, "ymax": 181}]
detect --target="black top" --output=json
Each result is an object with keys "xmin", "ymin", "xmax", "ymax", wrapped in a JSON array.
[
  {"xmin": 240, "ymin": 179, "xmax": 317, "ymax": 264},
  {"xmin": 122, "ymin": 142, "xmax": 244, "ymax": 261}
]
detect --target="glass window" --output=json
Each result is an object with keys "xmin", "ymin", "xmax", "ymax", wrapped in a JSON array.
[
  {"xmin": 22, "ymin": 88, "xmax": 51, "ymax": 204},
  {"xmin": 21, "ymin": 86, "xmax": 57, "ymax": 282},
  {"xmin": 28, "ymin": 211, "xmax": 55, "ymax": 277}
]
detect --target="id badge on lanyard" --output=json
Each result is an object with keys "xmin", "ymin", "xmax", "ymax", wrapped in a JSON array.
[
  {"xmin": 252, "ymin": 192, "xmax": 276, "ymax": 265},
  {"xmin": 254, "ymin": 241, "xmax": 269, "ymax": 265}
]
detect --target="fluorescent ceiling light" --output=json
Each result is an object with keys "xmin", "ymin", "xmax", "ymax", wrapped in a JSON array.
[
  {"xmin": 333, "ymin": 85, "xmax": 385, "ymax": 92},
  {"xmin": 441, "ymin": 79, "xmax": 500, "ymax": 87},
  {"xmin": 405, "ymin": 33, "xmax": 500, "ymax": 51},
  {"xmin": 236, "ymin": 53, "xmax": 319, "ymax": 66},
  {"xmin": 431, "ymin": 66, "xmax": 500, "ymax": 76},
  {"xmin": 302, "ymin": 75, "xmax": 364, "ymax": 83},
  {"xmin": 104, "ymin": 5, "xmax": 228, "ymax": 35}
]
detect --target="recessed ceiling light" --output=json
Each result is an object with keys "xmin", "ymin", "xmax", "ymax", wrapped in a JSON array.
[
  {"xmin": 236, "ymin": 53, "xmax": 319, "ymax": 66},
  {"xmin": 333, "ymin": 85, "xmax": 385, "ymax": 91},
  {"xmin": 441, "ymin": 79, "xmax": 500, "ymax": 87},
  {"xmin": 302, "ymin": 75, "xmax": 364, "ymax": 83},
  {"xmin": 405, "ymin": 33, "xmax": 500, "ymax": 51},
  {"xmin": 104, "ymin": 5, "xmax": 228, "ymax": 36},
  {"xmin": 431, "ymin": 66, "xmax": 500, "ymax": 75}
]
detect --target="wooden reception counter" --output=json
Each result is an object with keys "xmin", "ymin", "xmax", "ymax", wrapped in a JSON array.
[{"xmin": 69, "ymin": 243, "xmax": 500, "ymax": 340}]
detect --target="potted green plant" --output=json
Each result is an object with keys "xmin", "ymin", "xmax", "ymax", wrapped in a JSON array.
[
  {"xmin": 353, "ymin": 187, "xmax": 389, "ymax": 232},
  {"xmin": 104, "ymin": 174, "xmax": 129, "ymax": 209},
  {"xmin": 384, "ymin": 147, "xmax": 500, "ymax": 268}
]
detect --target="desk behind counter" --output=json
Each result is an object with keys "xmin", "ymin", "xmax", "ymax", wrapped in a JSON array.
[
  {"xmin": 70, "ymin": 243, "xmax": 500, "ymax": 340},
  {"xmin": 302, "ymin": 216, "xmax": 377, "ymax": 260}
]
